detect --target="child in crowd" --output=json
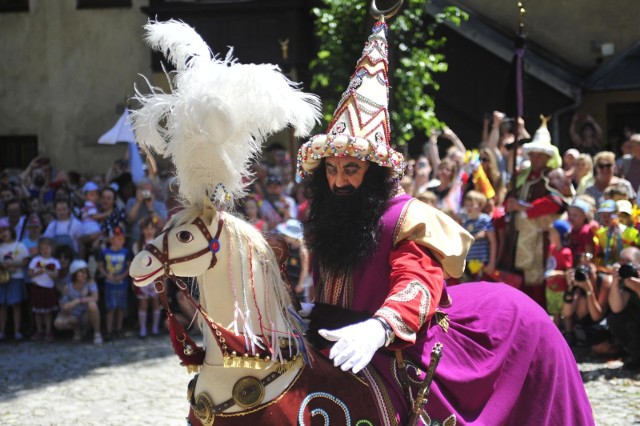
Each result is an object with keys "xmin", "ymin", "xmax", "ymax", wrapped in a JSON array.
[
  {"xmin": 79, "ymin": 181, "xmax": 103, "ymax": 258},
  {"xmin": 616, "ymin": 199, "xmax": 635, "ymax": 228},
  {"xmin": 21, "ymin": 214, "xmax": 43, "ymax": 258},
  {"xmin": 98, "ymin": 226, "xmax": 132, "ymax": 339},
  {"xmin": 54, "ymin": 259, "xmax": 102, "ymax": 344},
  {"xmin": 595, "ymin": 199, "xmax": 639, "ymax": 268},
  {"xmin": 566, "ymin": 198, "xmax": 596, "ymax": 259},
  {"xmin": 0, "ymin": 217, "xmax": 29, "ymax": 341},
  {"xmin": 132, "ymin": 217, "xmax": 162, "ymax": 337},
  {"xmin": 19, "ymin": 214, "xmax": 42, "ymax": 309},
  {"xmin": 243, "ymin": 196, "xmax": 268, "ymax": 233},
  {"xmin": 28, "ymin": 237, "xmax": 60, "ymax": 342},
  {"xmin": 544, "ymin": 220, "xmax": 573, "ymax": 328},
  {"xmin": 275, "ymin": 219, "xmax": 311, "ymax": 303},
  {"xmin": 461, "ymin": 191, "xmax": 496, "ymax": 280},
  {"xmin": 417, "ymin": 190, "xmax": 437, "ymax": 207}
]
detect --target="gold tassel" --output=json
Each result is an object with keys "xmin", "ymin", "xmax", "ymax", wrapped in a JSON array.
[
  {"xmin": 185, "ymin": 364, "xmax": 202, "ymax": 374},
  {"xmin": 434, "ymin": 310, "xmax": 449, "ymax": 333}
]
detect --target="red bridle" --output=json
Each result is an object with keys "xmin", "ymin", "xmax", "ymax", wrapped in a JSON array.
[{"xmin": 144, "ymin": 216, "xmax": 224, "ymax": 278}]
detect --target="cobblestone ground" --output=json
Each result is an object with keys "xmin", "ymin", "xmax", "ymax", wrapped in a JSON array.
[{"xmin": 1, "ymin": 334, "xmax": 638, "ymax": 425}]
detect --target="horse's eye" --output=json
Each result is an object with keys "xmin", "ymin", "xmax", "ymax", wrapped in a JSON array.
[{"xmin": 176, "ymin": 231, "xmax": 193, "ymax": 243}]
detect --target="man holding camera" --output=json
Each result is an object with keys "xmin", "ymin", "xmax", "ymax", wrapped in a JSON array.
[
  {"xmin": 608, "ymin": 246, "xmax": 640, "ymax": 370},
  {"xmin": 564, "ymin": 254, "xmax": 612, "ymax": 346},
  {"xmin": 125, "ymin": 180, "xmax": 167, "ymax": 243}
]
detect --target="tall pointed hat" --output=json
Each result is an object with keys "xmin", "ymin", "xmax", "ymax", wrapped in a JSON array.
[{"xmin": 297, "ymin": 5, "xmax": 405, "ymax": 177}]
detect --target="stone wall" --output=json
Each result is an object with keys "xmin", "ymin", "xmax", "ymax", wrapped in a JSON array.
[{"xmin": 0, "ymin": 0, "xmax": 150, "ymax": 174}]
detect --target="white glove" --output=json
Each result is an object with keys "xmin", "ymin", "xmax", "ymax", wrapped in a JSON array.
[{"xmin": 318, "ymin": 318, "xmax": 386, "ymax": 374}]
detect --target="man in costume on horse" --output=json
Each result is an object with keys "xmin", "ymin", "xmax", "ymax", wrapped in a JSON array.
[
  {"xmin": 128, "ymin": 4, "xmax": 594, "ymax": 424},
  {"xmin": 297, "ymin": 4, "xmax": 594, "ymax": 425}
]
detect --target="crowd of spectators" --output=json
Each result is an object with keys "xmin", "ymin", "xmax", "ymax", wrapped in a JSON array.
[
  {"xmin": 1, "ymin": 111, "xmax": 639, "ymax": 372},
  {"xmin": 0, "ymin": 153, "xmax": 172, "ymax": 344},
  {"xmin": 396, "ymin": 111, "xmax": 640, "ymax": 371}
]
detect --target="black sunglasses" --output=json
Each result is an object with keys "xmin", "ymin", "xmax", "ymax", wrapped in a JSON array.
[{"xmin": 597, "ymin": 163, "xmax": 613, "ymax": 169}]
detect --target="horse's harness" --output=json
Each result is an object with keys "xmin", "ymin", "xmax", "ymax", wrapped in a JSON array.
[
  {"xmin": 145, "ymin": 216, "xmax": 223, "ymax": 277},
  {"xmin": 143, "ymin": 215, "xmax": 298, "ymax": 422}
]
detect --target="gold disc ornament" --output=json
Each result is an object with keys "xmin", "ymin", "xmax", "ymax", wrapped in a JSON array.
[{"xmin": 232, "ymin": 376, "xmax": 265, "ymax": 409}]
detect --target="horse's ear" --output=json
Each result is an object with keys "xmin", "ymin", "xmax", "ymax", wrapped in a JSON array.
[{"xmin": 202, "ymin": 198, "xmax": 216, "ymax": 225}]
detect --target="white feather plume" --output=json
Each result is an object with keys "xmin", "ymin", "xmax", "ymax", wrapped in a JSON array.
[{"xmin": 130, "ymin": 20, "xmax": 321, "ymax": 209}]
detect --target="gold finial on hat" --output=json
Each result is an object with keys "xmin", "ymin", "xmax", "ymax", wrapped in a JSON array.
[
  {"xmin": 539, "ymin": 114, "xmax": 551, "ymax": 127},
  {"xmin": 370, "ymin": 0, "xmax": 404, "ymax": 21}
]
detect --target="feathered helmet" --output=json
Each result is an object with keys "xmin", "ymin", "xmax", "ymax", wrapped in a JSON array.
[
  {"xmin": 297, "ymin": 2, "xmax": 405, "ymax": 178},
  {"xmin": 130, "ymin": 20, "xmax": 321, "ymax": 209}
]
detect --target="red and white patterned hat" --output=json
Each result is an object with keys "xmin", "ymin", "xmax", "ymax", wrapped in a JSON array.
[{"xmin": 297, "ymin": 19, "xmax": 405, "ymax": 178}]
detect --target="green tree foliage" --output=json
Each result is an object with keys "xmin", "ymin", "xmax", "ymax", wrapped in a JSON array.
[{"xmin": 310, "ymin": 0, "xmax": 468, "ymax": 150}]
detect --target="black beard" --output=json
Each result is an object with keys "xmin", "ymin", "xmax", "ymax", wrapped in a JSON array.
[{"xmin": 303, "ymin": 161, "xmax": 396, "ymax": 274}]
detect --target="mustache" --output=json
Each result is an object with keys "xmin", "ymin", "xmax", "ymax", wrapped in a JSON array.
[{"xmin": 333, "ymin": 185, "xmax": 356, "ymax": 195}]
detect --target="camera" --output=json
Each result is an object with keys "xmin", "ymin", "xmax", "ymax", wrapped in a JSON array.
[
  {"xmin": 618, "ymin": 263, "xmax": 637, "ymax": 292},
  {"xmin": 564, "ymin": 265, "xmax": 590, "ymax": 303},
  {"xmin": 141, "ymin": 189, "xmax": 152, "ymax": 200},
  {"xmin": 618, "ymin": 263, "xmax": 638, "ymax": 279},
  {"xmin": 574, "ymin": 265, "xmax": 590, "ymax": 282}
]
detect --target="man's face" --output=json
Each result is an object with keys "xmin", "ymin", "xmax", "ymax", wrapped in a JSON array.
[
  {"xmin": 6, "ymin": 203, "xmax": 21, "ymax": 220},
  {"xmin": 0, "ymin": 190, "xmax": 13, "ymax": 203},
  {"xmin": 55, "ymin": 203, "xmax": 70, "ymax": 220},
  {"xmin": 619, "ymin": 249, "xmax": 637, "ymax": 267},
  {"xmin": 325, "ymin": 157, "xmax": 370, "ymax": 195},
  {"xmin": 599, "ymin": 211, "xmax": 614, "ymax": 227},
  {"xmin": 528, "ymin": 152, "xmax": 550, "ymax": 171},
  {"xmin": 266, "ymin": 182, "xmax": 282, "ymax": 196}
]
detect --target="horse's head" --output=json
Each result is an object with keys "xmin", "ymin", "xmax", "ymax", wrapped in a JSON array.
[{"xmin": 130, "ymin": 205, "xmax": 223, "ymax": 286}]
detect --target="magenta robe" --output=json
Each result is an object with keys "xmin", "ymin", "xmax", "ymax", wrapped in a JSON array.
[{"xmin": 333, "ymin": 194, "xmax": 595, "ymax": 425}]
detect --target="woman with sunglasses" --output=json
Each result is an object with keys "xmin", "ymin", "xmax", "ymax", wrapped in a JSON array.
[{"xmin": 584, "ymin": 151, "xmax": 635, "ymax": 208}]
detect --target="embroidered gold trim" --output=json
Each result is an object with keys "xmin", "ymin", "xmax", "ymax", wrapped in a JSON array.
[
  {"xmin": 377, "ymin": 307, "xmax": 415, "ymax": 343},
  {"xmin": 393, "ymin": 199, "xmax": 414, "ymax": 246},
  {"xmin": 376, "ymin": 280, "xmax": 431, "ymax": 342},
  {"xmin": 223, "ymin": 353, "xmax": 299, "ymax": 372},
  {"xmin": 362, "ymin": 366, "xmax": 399, "ymax": 426}
]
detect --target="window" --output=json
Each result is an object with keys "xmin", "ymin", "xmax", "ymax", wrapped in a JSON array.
[
  {"xmin": 76, "ymin": 0, "xmax": 131, "ymax": 9},
  {"xmin": 0, "ymin": 0, "xmax": 29, "ymax": 13},
  {"xmin": 0, "ymin": 135, "xmax": 38, "ymax": 170}
]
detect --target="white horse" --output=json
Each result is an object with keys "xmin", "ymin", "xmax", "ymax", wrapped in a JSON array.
[{"xmin": 130, "ymin": 204, "xmax": 386, "ymax": 425}]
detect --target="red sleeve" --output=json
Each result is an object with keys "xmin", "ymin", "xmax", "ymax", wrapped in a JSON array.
[
  {"xmin": 374, "ymin": 240, "xmax": 444, "ymax": 348},
  {"xmin": 525, "ymin": 194, "xmax": 564, "ymax": 218}
]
